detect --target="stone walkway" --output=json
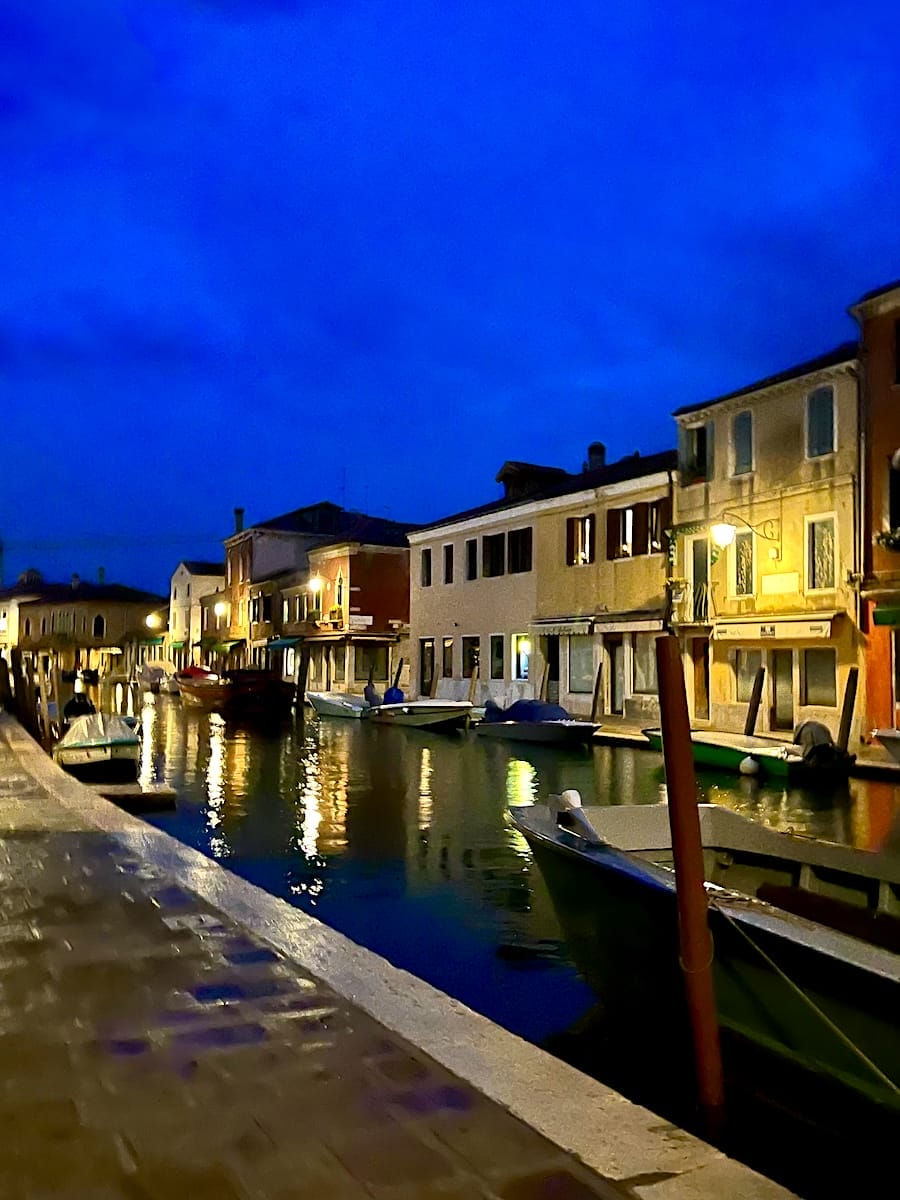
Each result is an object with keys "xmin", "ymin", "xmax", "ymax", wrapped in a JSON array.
[{"xmin": 0, "ymin": 716, "xmax": 788, "ymax": 1200}]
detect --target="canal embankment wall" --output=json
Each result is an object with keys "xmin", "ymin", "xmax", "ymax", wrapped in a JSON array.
[{"xmin": 0, "ymin": 712, "xmax": 791, "ymax": 1199}]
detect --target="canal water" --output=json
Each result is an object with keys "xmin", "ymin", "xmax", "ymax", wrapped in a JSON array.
[{"xmin": 135, "ymin": 696, "xmax": 900, "ymax": 1195}]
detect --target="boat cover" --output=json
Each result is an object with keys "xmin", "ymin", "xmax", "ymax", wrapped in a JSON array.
[
  {"xmin": 483, "ymin": 699, "xmax": 571, "ymax": 723},
  {"xmin": 57, "ymin": 713, "xmax": 139, "ymax": 749}
]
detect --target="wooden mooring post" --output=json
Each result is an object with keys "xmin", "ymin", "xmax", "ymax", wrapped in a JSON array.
[{"xmin": 656, "ymin": 633, "xmax": 725, "ymax": 1138}]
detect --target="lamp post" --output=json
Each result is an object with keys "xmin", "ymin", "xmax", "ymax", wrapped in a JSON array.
[{"xmin": 709, "ymin": 511, "xmax": 781, "ymax": 562}]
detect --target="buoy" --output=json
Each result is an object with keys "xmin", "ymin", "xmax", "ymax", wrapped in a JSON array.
[{"xmin": 739, "ymin": 755, "xmax": 759, "ymax": 776}]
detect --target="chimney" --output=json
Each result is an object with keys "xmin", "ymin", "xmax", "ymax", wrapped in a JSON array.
[
  {"xmin": 234, "ymin": 506, "xmax": 245, "ymax": 534},
  {"xmin": 71, "ymin": 573, "xmax": 80, "ymax": 589},
  {"xmin": 584, "ymin": 441, "xmax": 606, "ymax": 471},
  {"xmin": 98, "ymin": 566, "xmax": 105, "ymax": 584}
]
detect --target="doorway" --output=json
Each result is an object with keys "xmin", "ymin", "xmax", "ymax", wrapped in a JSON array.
[
  {"xmin": 691, "ymin": 637, "xmax": 710, "ymax": 720},
  {"xmin": 771, "ymin": 648, "xmax": 794, "ymax": 731},
  {"xmin": 607, "ymin": 636, "xmax": 624, "ymax": 714},
  {"xmin": 545, "ymin": 636, "xmax": 560, "ymax": 704}
]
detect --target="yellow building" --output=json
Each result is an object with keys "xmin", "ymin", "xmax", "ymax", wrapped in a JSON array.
[{"xmin": 670, "ymin": 343, "xmax": 865, "ymax": 742}]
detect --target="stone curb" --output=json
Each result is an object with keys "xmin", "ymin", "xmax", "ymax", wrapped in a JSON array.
[{"xmin": 0, "ymin": 714, "xmax": 793, "ymax": 1200}]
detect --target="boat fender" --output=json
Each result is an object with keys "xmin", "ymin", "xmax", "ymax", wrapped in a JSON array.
[
  {"xmin": 555, "ymin": 789, "xmax": 604, "ymax": 845},
  {"xmin": 739, "ymin": 756, "xmax": 759, "ymax": 776}
]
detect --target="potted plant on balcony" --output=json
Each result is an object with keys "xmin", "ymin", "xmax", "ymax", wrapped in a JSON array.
[{"xmin": 874, "ymin": 529, "xmax": 900, "ymax": 552}]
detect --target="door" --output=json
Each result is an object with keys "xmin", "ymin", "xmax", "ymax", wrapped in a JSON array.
[
  {"xmin": 608, "ymin": 637, "xmax": 624, "ymax": 714},
  {"xmin": 771, "ymin": 649, "xmax": 794, "ymax": 731},
  {"xmin": 691, "ymin": 637, "xmax": 710, "ymax": 720},
  {"xmin": 690, "ymin": 537, "xmax": 709, "ymax": 622},
  {"xmin": 546, "ymin": 636, "xmax": 560, "ymax": 704}
]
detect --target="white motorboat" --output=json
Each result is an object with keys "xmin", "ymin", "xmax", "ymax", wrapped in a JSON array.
[
  {"xmin": 873, "ymin": 728, "xmax": 900, "ymax": 765},
  {"xmin": 307, "ymin": 691, "xmax": 370, "ymax": 719},
  {"xmin": 52, "ymin": 713, "xmax": 141, "ymax": 781},
  {"xmin": 366, "ymin": 699, "xmax": 473, "ymax": 733}
]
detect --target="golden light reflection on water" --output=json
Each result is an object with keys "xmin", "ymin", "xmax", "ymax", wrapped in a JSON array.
[
  {"xmin": 138, "ymin": 696, "xmax": 156, "ymax": 790},
  {"xmin": 417, "ymin": 746, "xmax": 433, "ymax": 831},
  {"xmin": 205, "ymin": 715, "xmax": 229, "ymax": 858},
  {"xmin": 505, "ymin": 758, "xmax": 538, "ymax": 807}
]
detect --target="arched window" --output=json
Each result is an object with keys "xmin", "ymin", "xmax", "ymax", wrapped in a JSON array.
[
  {"xmin": 336, "ymin": 573, "xmax": 344, "ymax": 606},
  {"xmin": 23, "ymin": 618, "xmax": 31, "ymax": 637},
  {"xmin": 92, "ymin": 614, "xmax": 105, "ymax": 638}
]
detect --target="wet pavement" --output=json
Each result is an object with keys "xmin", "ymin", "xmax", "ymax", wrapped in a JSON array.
[{"xmin": 0, "ymin": 715, "xmax": 789, "ymax": 1199}]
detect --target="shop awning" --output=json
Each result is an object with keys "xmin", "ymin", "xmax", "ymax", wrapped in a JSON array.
[
  {"xmin": 873, "ymin": 605, "xmax": 900, "ymax": 627},
  {"xmin": 266, "ymin": 636, "xmax": 302, "ymax": 650},
  {"xmin": 211, "ymin": 640, "xmax": 244, "ymax": 653},
  {"xmin": 529, "ymin": 617, "xmax": 592, "ymax": 637},
  {"xmin": 169, "ymin": 641, "xmax": 185, "ymax": 650},
  {"xmin": 713, "ymin": 612, "xmax": 840, "ymax": 641},
  {"xmin": 141, "ymin": 636, "xmax": 165, "ymax": 646}
]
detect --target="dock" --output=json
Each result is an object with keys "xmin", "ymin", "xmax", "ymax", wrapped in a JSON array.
[
  {"xmin": 0, "ymin": 713, "xmax": 791, "ymax": 1199},
  {"xmin": 88, "ymin": 780, "xmax": 178, "ymax": 812}
]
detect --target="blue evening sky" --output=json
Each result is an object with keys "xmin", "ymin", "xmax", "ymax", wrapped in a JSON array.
[{"xmin": 2, "ymin": 1, "xmax": 899, "ymax": 594}]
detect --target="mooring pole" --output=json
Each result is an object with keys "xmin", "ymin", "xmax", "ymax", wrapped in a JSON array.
[
  {"xmin": 836, "ymin": 666, "xmax": 859, "ymax": 753},
  {"xmin": 743, "ymin": 666, "xmax": 766, "ymax": 736},
  {"xmin": 656, "ymin": 633, "xmax": 725, "ymax": 1136}
]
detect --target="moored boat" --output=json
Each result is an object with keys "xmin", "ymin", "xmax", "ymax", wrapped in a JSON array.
[
  {"xmin": 475, "ymin": 699, "xmax": 598, "ymax": 746},
  {"xmin": 177, "ymin": 669, "xmax": 295, "ymax": 718},
  {"xmin": 642, "ymin": 724, "xmax": 854, "ymax": 782},
  {"xmin": 307, "ymin": 691, "xmax": 370, "ymax": 719},
  {"xmin": 509, "ymin": 790, "xmax": 900, "ymax": 1135},
  {"xmin": 366, "ymin": 699, "xmax": 473, "ymax": 732},
  {"xmin": 872, "ymin": 728, "xmax": 900, "ymax": 765},
  {"xmin": 52, "ymin": 712, "xmax": 141, "ymax": 782}
]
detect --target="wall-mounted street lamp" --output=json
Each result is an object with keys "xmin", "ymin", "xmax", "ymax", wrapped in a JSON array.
[
  {"xmin": 308, "ymin": 576, "xmax": 323, "ymax": 595},
  {"xmin": 710, "ymin": 511, "xmax": 781, "ymax": 562},
  {"xmin": 145, "ymin": 612, "xmax": 161, "ymax": 630},
  {"xmin": 214, "ymin": 601, "xmax": 227, "ymax": 617}
]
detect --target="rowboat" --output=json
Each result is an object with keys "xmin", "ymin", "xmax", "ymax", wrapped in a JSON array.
[
  {"xmin": 307, "ymin": 691, "xmax": 370, "ymax": 719},
  {"xmin": 475, "ymin": 699, "xmax": 598, "ymax": 746},
  {"xmin": 509, "ymin": 791, "xmax": 900, "ymax": 1135},
  {"xmin": 52, "ymin": 712, "xmax": 141, "ymax": 782},
  {"xmin": 642, "ymin": 725, "xmax": 853, "ymax": 782},
  {"xmin": 872, "ymin": 728, "xmax": 900, "ymax": 765},
  {"xmin": 178, "ymin": 669, "xmax": 295, "ymax": 718},
  {"xmin": 366, "ymin": 699, "xmax": 473, "ymax": 732}
]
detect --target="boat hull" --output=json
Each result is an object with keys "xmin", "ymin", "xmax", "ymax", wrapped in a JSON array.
[
  {"xmin": 52, "ymin": 713, "xmax": 141, "ymax": 782},
  {"xmin": 307, "ymin": 691, "xmax": 369, "ymax": 719},
  {"xmin": 367, "ymin": 700, "xmax": 472, "ymax": 732},
  {"xmin": 475, "ymin": 719, "xmax": 597, "ymax": 746},
  {"xmin": 644, "ymin": 727, "xmax": 803, "ymax": 779},
  {"xmin": 511, "ymin": 803, "xmax": 900, "ymax": 1126},
  {"xmin": 873, "ymin": 728, "xmax": 900, "ymax": 765},
  {"xmin": 179, "ymin": 673, "xmax": 295, "ymax": 718}
]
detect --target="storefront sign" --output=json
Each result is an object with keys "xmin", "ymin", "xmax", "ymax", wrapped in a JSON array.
[{"xmin": 714, "ymin": 618, "xmax": 833, "ymax": 641}]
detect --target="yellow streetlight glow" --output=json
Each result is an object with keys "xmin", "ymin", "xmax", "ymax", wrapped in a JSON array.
[
  {"xmin": 309, "ymin": 576, "xmax": 323, "ymax": 594},
  {"xmin": 710, "ymin": 522, "xmax": 737, "ymax": 548},
  {"xmin": 145, "ymin": 612, "xmax": 161, "ymax": 629},
  {"xmin": 214, "ymin": 601, "xmax": 227, "ymax": 617}
]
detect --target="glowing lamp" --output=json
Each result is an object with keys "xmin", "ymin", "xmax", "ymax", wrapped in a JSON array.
[{"xmin": 710, "ymin": 522, "xmax": 737, "ymax": 549}]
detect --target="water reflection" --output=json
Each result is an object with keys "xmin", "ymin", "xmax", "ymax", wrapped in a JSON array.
[{"xmin": 141, "ymin": 699, "xmax": 900, "ymax": 1045}]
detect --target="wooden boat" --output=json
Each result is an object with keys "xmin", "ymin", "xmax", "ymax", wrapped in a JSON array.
[
  {"xmin": 873, "ymin": 728, "xmax": 900, "ymax": 765},
  {"xmin": 366, "ymin": 699, "xmax": 473, "ymax": 732},
  {"xmin": 52, "ymin": 712, "xmax": 141, "ymax": 782},
  {"xmin": 642, "ymin": 725, "xmax": 853, "ymax": 782},
  {"xmin": 475, "ymin": 699, "xmax": 598, "ymax": 746},
  {"xmin": 178, "ymin": 669, "xmax": 295, "ymax": 718},
  {"xmin": 509, "ymin": 791, "xmax": 900, "ymax": 1132},
  {"xmin": 307, "ymin": 691, "xmax": 370, "ymax": 719}
]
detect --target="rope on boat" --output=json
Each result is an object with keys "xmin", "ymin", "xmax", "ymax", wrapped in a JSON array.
[{"xmin": 714, "ymin": 904, "xmax": 900, "ymax": 1102}]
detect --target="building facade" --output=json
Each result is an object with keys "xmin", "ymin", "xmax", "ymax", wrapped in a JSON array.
[
  {"xmin": 670, "ymin": 343, "xmax": 864, "ymax": 742},
  {"xmin": 851, "ymin": 282, "xmax": 900, "ymax": 732},
  {"xmin": 166, "ymin": 560, "xmax": 225, "ymax": 670}
]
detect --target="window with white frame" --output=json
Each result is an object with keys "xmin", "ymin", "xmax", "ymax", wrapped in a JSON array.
[
  {"xmin": 678, "ymin": 421, "xmax": 714, "ymax": 484},
  {"xmin": 568, "ymin": 636, "xmax": 594, "ymax": 693},
  {"xmin": 734, "ymin": 649, "xmax": 762, "ymax": 703},
  {"xmin": 806, "ymin": 386, "xmax": 835, "ymax": 458},
  {"xmin": 734, "ymin": 531, "xmax": 754, "ymax": 596},
  {"xmin": 632, "ymin": 633, "xmax": 659, "ymax": 694},
  {"xmin": 512, "ymin": 635, "xmax": 530, "ymax": 681},
  {"xmin": 801, "ymin": 647, "xmax": 837, "ymax": 706},
  {"xmin": 732, "ymin": 410, "xmax": 753, "ymax": 475},
  {"xmin": 566, "ymin": 515, "xmax": 595, "ymax": 565},
  {"xmin": 807, "ymin": 516, "xmax": 836, "ymax": 590},
  {"xmin": 282, "ymin": 598, "xmax": 289, "ymax": 623}
]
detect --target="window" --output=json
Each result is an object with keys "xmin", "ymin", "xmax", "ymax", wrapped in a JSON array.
[
  {"xmin": 735, "ymin": 649, "xmax": 762, "ymax": 703},
  {"xmin": 282, "ymin": 598, "xmax": 289, "ymax": 623},
  {"xmin": 333, "ymin": 647, "xmax": 346, "ymax": 682},
  {"xmin": 23, "ymin": 618, "xmax": 31, "ymax": 637},
  {"xmin": 462, "ymin": 636, "xmax": 480, "ymax": 677},
  {"xmin": 92, "ymin": 614, "xmax": 105, "ymax": 638},
  {"xmin": 807, "ymin": 517, "xmax": 835, "ymax": 590},
  {"xmin": 566, "ymin": 515, "xmax": 595, "ymax": 566},
  {"xmin": 889, "ymin": 454, "xmax": 900, "ymax": 530},
  {"xmin": 807, "ymin": 387, "xmax": 835, "ymax": 458},
  {"xmin": 466, "ymin": 539, "xmax": 478, "ymax": 580},
  {"xmin": 802, "ymin": 648, "xmax": 837, "ymax": 707},
  {"xmin": 442, "ymin": 637, "xmax": 453, "ymax": 677},
  {"xmin": 173, "ymin": 586, "xmax": 178, "ymax": 601},
  {"xmin": 679, "ymin": 421, "xmax": 714, "ymax": 484},
  {"xmin": 648, "ymin": 498, "xmax": 670, "ymax": 553},
  {"xmin": 336, "ymin": 575, "xmax": 344, "ymax": 606},
  {"xmin": 186, "ymin": 584, "xmax": 190, "ymax": 598},
  {"xmin": 421, "ymin": 548, "xmax": 432, "ymax": 587},
  {"xmin": 490, "ymin": 634, "xmax": 504, "ymax": 680},
  {"xmin": 568, "ymin": 636, "xmax": 594, "ymax": 694},
  {"xmin": 513, "ymin": 635, "xmax": 530, "ymax": 681},
  {"xmin": 735, "ymin": 531, "xmax": 753, "ymax": 596},
  {"xmin": 895, "ymin": 319, "xmax": 900, "ymax": 386},
  {"xmin": 0, "ymin": 609, "xmax": 6, "ymax": 633},
  {"xmin": 355, "ymin": 644, "xmax": 388, "ymax": 682},
  {"xmin": 262, "ymin": 594, "xmax": 272, "ymax": 622},
  {"xmin": 632, "ymin": 633, "xmax": 659, "ymax": 695},
  {"xmin": 443, "ymin": 544, "xmax": 454, "ymax": 584},
  {"xmin": 606, "ymin": 508, "xmax": 633, "ymax": 559},
  {"xmin": 732, "ymin": 410, "xmax": 753, "ymax": 475},
  {"xmin": 482, "ymin": 533, "xmax": 506, "ymax": 578},
  {"xmin": 419, "ymin": 638, "xmax": 435, "ymax": 693},
  {"xmin": 507, "ymin": 527, "xmax": 533, "ymax": 574}
]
